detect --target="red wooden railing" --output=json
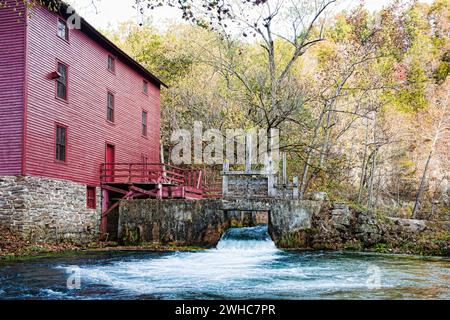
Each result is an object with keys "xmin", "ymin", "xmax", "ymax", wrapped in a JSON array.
[{"xmin": 100, "ymin": 163, "xmax": 203, "ymax": 190}]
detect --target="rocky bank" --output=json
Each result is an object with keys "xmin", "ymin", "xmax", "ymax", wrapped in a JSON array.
[{"xmin": 304, "ymin": 202, "xmax": 450, "ymax": 256}]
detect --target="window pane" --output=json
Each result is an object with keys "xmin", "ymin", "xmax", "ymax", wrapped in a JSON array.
[
  {"xmin": 56, "ymin": 126, "xmax": 67, "ymax": 162},
  {"xmin": 57, "ymin": 82, "xmax": 67, "ymax": 100},
  {"xmin": 143, "ymin": 81, "xmax": 148, "ymax": 93},
  {"xmin": 107, "ymin": 108, "xmax": 114, "ymax": 122},
  {"xmin": 56, "ymin": 64, "xmax": 67, "ymax": 100},
  {"xmin": 108, "ymin": 93, "xmax": 114, "ymax": 107},
  {"xmin": 142, "ymin": 111, "xmax": 147, "ymax": 136},
  {"xmin": 107, "ymin": 93, "xmax": 114, "ymax": 121},
  {"xmin": 57, "ymin": 20, "xmax": 67, "ymax": 40},
  {"xmin": 108, "ymin": 56, "xmax": 115, "ymax": 71},
  {"xmin": 58, "ymin": 64, "xmax": 66, "ymax": 81},
  {"xmin": 87, "ymin": 187, "xmax": 96, "ymax": 209}
]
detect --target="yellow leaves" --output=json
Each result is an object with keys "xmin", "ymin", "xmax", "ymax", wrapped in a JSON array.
[
  {"xmin": 397, "ymin": 157, "xmax": 416, "ymax": 170},
  {"xmin": 328, "ymin": 13, "xmax": 353, "ymax": 42},
  {"xmin": 313, "ymin": 41, "xmax": 337, "ymax": 69}
]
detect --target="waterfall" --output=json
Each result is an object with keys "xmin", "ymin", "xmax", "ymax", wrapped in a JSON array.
[{"xmin": 216, "ymin": 225, "xmax": 278, "ymax": 253}]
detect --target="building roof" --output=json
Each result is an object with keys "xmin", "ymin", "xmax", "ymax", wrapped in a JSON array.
[{"xmin": 47, "ymin": 0, "xmax": 168, "ymax": 88}]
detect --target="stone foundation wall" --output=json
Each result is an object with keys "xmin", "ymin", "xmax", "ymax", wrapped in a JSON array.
[
  {"xmin": 119, "ymin": 199, "xmax": 229, "ymax": 247},
  {"xmin": 0, "ymin": 176, "xmax": 101, "ymax": 243},
  {"xmin": 118, "ymin": 198, "xmax": 321, "ymax": 247}
]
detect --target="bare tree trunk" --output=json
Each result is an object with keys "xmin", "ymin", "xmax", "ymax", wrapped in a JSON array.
[
  {"xmin": 412, "ymin": 148, "xmax": 433, "ymax": 219},
  {"xmin": 367, "ymin": 148, "xmax": 378, "ymax": 210},
  {"xmin": 375, "ymin": 167, "xmax": 383, "ymax": 210},
  {"xmin": 319, "ymin": 109, "xmax": 333, "ymax": 168},
  {"xmin": 347, "ymin": 139, "xmax": 356, "ymax": 182},
  {"xmin": 367, "ymin": 112, "xmax": 378, "ymax": 211},
  {"xmin": 358, "ymin": 117, "xmax": 370, "ymax": 204},
  {"xmin": 299, "ymin": 107, "xmax": 327, "ymax": 199},
  {"xmin": 412, "ymin": 103, "xmax": 447, "ymax": 219},
  {"xmin": 299, "ymin": 148, "xmax": 314, "ymax": 199}
]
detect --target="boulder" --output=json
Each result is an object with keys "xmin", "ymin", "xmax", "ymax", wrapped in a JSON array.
[
  {"xmin": 389, "ymin": 218, "xmax": 427, "ymax": 232},
  {"xmin": 331, "ymin": 203, "xmax": 352, "ymax": 227},
  {"xmin": 312, "ymin": 192, "xmax": 329, "ymax": 201},
  {"xmin": 355, "ymin": 212, "xmax": 383, "ymax": 245}
]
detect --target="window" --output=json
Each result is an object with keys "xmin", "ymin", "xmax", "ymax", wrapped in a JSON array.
[
  {"xmin": 56, "ymin": 63, "xmax": 68, "ymax": 100},
  {"xmin": 143, "ymin": 80, "xmax": 148, "ymax": 94},
  {"xmin": 86, "ymin": 187, "xmax": 96, "ymax": 209},
  {"xmin": 56, "ymin": 125, "xmax": 67, "ymax": 162},
  {"xmin": 142, "ymin": 111, "xmax": 148, "ymax": 136},
  {"xmin": 108, "ymin": 55, "xmax": 115, "ymax": 72},
  {"xmin": 107, "ymin": 92, "xmax": 115, "ymax": 122},
  {"xmin": 57, "ymin": 19, "xmax": 68, "ymax": 40}
]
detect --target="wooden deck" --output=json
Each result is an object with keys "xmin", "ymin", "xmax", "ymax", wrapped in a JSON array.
[{"xmin": 100, "ymin": 163, "xmax": 206, "ymax": 235}]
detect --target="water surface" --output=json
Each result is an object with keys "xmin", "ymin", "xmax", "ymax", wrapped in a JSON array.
[{"xmin": 0, "ymin": 225, "xmax": 449, "ymax": 300}]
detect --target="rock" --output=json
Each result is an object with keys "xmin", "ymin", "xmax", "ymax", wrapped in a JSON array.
[
  {"xmin": 312, "ymin": 192, "xmax": 329, "ymax": 201},
  {"xmin": 269, "ymin": 200, "xmax": 321, "ymax": 248},
  {"xmin": 333, "ymin": 203, "xmax": 349, "ymax": 210},
  {"xmin": 389, "ymin": 218, "xmax": 427, "ymax": 232},
  {"xmin": 331, "ymin": 204, "xmax": 352, "ymax": 227},
  {"xmin": 354, "ymin": 212, "xmax": 383, "ymax": 245}
]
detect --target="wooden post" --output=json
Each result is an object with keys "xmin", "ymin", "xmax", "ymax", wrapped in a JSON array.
[
  {"xmin": 196, "ymin": 170, "xmax": 203, "ymax": 189},
  {"xmin": 268, "ymin": 174, "xmax": 276, "ymax": 197},
  {"xmin": 245, "ymin": 132, "xmax": 252, "ymax": 173},
  {"xmin": 160, "ymin": 144, "xmax": 165, "ymax": 163},
  {"xmin": 161, "ymin": 144, "xmax": 167, "ymax": 178},
  {"xmin": 222, "ymin": 161, "xmax": 229, "ymax": 197},
  {"xmin": 293, "ymin": 176, "xmax": 299, "ymax": 199},
  {"xmin": 157, "ymin": 183, "xmax": 163, "ymax": 199},
  {"xmin": 264, "ymin": 153, "xmax": 273, "ymax": 174},
  {"xmin": 101, "ymin": 189, "xmax": 109, "ymax": 236}
]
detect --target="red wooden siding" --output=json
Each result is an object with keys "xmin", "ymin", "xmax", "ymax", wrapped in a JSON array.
[
  {"xmin": 24, "ymin": 5, "xmax": 161, "ymax": 186},
  {"xmin": 0, "ymin": 3, "xmax": 26, "ymax": 175}
]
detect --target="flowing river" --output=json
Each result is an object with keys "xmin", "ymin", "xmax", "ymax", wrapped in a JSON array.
[{"xmin": 0, "ymin": 225, "xmax": 449, "ymax": 300}]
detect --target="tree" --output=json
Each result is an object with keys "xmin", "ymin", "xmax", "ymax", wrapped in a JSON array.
[
  {"xmin": 139, "ymin": 0, "xmax": 337, "ymax": 146},
  {"xmin": 411, "ymin": 87, "xmax": 449, "ymax": 218},
  {"xmin": 103, "ymin": 0, "xmax": 449, "ymax": 219}
]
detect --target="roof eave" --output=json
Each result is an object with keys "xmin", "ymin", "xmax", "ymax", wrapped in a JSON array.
[
  {"xmin": 47, "ymin": 0, "xmax": 168, "ymax": 89},
  {"xmin": 80, "ymin": 19, "xmax": 169, "ymax": 89}
]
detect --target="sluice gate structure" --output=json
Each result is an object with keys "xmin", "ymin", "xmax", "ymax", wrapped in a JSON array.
[{"xmin": 104, "ymin": 154, "xmax": 323, "ymax": 248}]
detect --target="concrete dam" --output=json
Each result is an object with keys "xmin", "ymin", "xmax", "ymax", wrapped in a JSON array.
[
  {"xmin": 115, "ymin": 155, "xmax": 325, "ymax": 249},
  {"xmin": 118, "ymin": 198, "xmax": 322, "ymax": 248}
]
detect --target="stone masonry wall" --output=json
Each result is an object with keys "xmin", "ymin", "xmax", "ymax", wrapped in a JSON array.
[
  {"xmin": 0, "ymin": 176, "xmax": 100, "ymax": 243},
  {"xmin": 119, "ymin": 199, "xmax": 228, "ymax": 247},
  {"xmin": 227, "ymin": 175, "xmax": 268, "ymax": 198},
  {"xmin": 118, "ymin": 198, "xmax": 320, "ymax": 248}
]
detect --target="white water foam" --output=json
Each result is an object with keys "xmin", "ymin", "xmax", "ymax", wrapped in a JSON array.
[
  {"xmin": 59, "ymin": 226, "xmax": 393, "ymax": 299},
  {"xmin": 62, "ymin": 226, "xmax": 281, "ymax": 297}
]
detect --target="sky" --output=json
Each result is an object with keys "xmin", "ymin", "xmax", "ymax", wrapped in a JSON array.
[{"xmin": 70, "ymin": 0, "xmax": 434, "ymax": 31}]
